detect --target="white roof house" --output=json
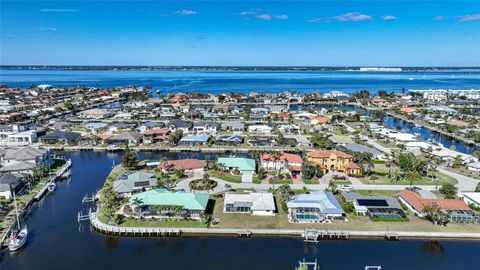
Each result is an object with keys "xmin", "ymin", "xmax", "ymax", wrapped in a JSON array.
[
  {"xmin": 462, "ymin": 192, "xmax": 480, "ymax": 208},
  {"xmin": 223, "ymin": 192, "xmax": 276, "ymax": 216},
  {"xmin": 248, "ymin": 125, "xmax": 272, "ymax": 134}
]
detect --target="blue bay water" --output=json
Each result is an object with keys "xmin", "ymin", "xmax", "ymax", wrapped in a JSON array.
[{"xmin": 1, "ymin": 69, "xmax": 479, "ymax": 94}]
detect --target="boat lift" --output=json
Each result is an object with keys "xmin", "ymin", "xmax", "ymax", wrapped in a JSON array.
[{"xmin": 296, "ymin": 259, "xmax": 319, "ymax": 270}]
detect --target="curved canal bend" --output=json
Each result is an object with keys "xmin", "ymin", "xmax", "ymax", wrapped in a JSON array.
[{"xmin": 1, "ymin": 152, "xmax": 480, "ymax": 269}]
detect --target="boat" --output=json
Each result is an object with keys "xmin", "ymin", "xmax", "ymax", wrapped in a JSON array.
[
  {"xmin": 9, "ymin": 225, "xmax": 28, "ymax": 251},
  {"xmin": 47, "ymin": 182, "xmax": 56, "ymax": 192},
  {"xmin": 62, "ymin": 169, "xmax": 71, "ymax": 178},
  {"xmin": 408, "ymin": 77, "xmax": 414, "ymax": 81},
  {"xmin": 8, "ymin": 193, "xmax": 28, "ymax": 251}
]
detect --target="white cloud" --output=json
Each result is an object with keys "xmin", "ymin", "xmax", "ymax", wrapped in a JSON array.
[
  {"xmin": 40, "ymin": 9, "xmax": 78, "ymax": 12},
  {"xmin": 173, "ymin": 10, "xmax": 197, "ymax": 16},
  {"xmin": 382, "ymin": 15, "xmax": 397, "ymax": 21},
  {"xmin": 36, "ymin": 26, "xmax": 57, "ymax": 32},
  {"xmin": 240, "ymin": 9, "xmax": 288, "ymax": 21},
  {"xmin": 307, "ymin": 17, "xmax": 330, "ymax": 23},
  {"xmin": 274, "ymin": 14, "xmax": 289, "ymax": 20},
  {"xmin": 240, "ymin": 11, "xmax": 258, "ymax": 16},
  {"xmin": 458, "ymin": 13, "xmax": 480, "ymax": 22},
  {"xmin": 255, "ymin": 14, "xmax": 272, "ymax": 20},
  {"xmin": 334, "ymin": 12, "xmax": 373, "ymax": 22},
  {"xmin": 434, "ymin": 16, "xmax": 448, "ymax": 21}
]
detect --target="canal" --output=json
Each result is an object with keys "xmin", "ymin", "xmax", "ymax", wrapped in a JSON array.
[{"xmin": 1, "ymin": 151, "xmax": 480, "ymax": 270}]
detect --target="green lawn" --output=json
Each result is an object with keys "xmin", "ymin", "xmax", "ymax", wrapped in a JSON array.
[
  {"xmin": 121, "ymin": 219, "xmax": 208, "ymax": 228},
  {"xmin": 209, "ymin": 170, "xmax": 260, "ymax": 184},
  {"xmin": 367, "ymin": 164, "xmax": 458, "ymax": 186},
  {"xmin": 303, "ymin": 179, "xmax": 319, "ymax": 184}
]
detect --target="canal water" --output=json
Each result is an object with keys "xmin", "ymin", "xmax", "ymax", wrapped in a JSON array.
[
  {"xmin": 1, "ymin": 151, "xmax": 480, "ymax": 270},
  {"xmin": 383, "ymin": 116, "xmax": 479, "ymax": 155}
]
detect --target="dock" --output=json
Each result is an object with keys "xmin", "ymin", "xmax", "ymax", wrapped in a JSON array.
[{"xmin": 88, "ymin": 212, "xmax": 480, "ymax": 240}]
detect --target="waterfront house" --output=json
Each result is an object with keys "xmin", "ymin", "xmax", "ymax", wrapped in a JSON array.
[
  {"xmin": 39, "ymin": 131, "xmax": 81, "ymax": 145},
  {"xmin": 143, "ymin": 128, "xmax": 170, "ymax": 144},
  {"xmin": 215, "ymin": 134, "xmax": 244, "ymax": 146},
  {"xmin": 0, "ymin": 146, "xmax": 53, "ymax": 174},
  {"xmin": 306, "ymin": 150, "xmax": 360, "ymax": 175},
  {"xmin": 287, "ymin": 191, "xmax": 345, "ymax": 223},
  {"xmin": 217, "ymin": 157, "xmax": 256, "ymax": 183},
  {"xmin": 223, "ymin": 192, "xmax": 276, "ymax": 216},
  {"xmin": 129, "ymin": 189, "xmax": 209, "ymax": 220},
  {"xmin": 112, "ymin": 171, "xmax": 157, "ymax": 197},
  {"xmin": 192, "ymin": 122, "xmax": 220, "ymax": 135},
  {"xmin": 108, "ymin": 132, "xmax": 143, "ymax": 146},
  {"xmin": 169, "ymin": 119, "xmax": 193, "ymax": 134},
  {"xmin": 84, "ymin": 122, "xmax": 110, "ymax": 134},
  {"xmin": 221, "ymin": 121, "xmax": 245, "ymax": 132},
  {"xmin": 399, "ymin": 190, "xmax": 478, "ymax": 223},
  {"xmin": 178, "ymin": 134, "xmax": 210, "ymax": 146},
  {"xmin": 157, "ymin": 159, "xmax": 205, "ymax": 176},
  {"xmin": 260, "ymin": 153, "xmax": 303, "ymax": 175},
  {"xmin": 342, "ymin": 192, "xmax": 406, "ymax": 220},
  {"xmin": 247, "ymin": 124, "xmax": 272, "ymax": 134},
  {"xmin": 0, "ymin": 172, "xmax": 26, "ymax": 199}
]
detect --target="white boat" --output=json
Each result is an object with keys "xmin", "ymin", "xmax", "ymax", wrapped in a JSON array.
[
  {"xmin": 62, "ymin": 169, "xmax": 71, "ymax": 178},
  {"xmin": 408, "ymin": 77, "xmax": 414, "ymax": 81},
  {"xmin": 47, "ymin": 182, "xmax": 56, "ymax": 192},
  {"xmin": 9, "ymin": 225, "xmax": 28, "ymax": 251},
  {"xmin": 8, "ymin": 193, "xmax": 28, "ymax": 251}
]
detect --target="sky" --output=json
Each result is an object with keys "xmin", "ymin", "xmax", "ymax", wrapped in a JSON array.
[{"xmin": 1, "ymin": 0, "xmax": 479, "ymax": 66}]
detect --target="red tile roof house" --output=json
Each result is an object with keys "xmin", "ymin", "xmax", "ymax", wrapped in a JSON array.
[
  {"xmin": 143, "ymin": 128, "xmax": 170, "ymax": 144},
  {"xmin": 398, "ymin": 190, "xmax": 475, "ymax": 222},
  {"xmin": 260, "ymin": 153, "xmax": 303, "ymax": 174},
  {"xmin": 158, "ymin": 159, "xmax": 206, "ymax": 177}
]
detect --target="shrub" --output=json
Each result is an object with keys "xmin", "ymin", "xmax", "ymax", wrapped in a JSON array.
[{"xmin": 370, "ymin": 175, "xmax": 379, "ymax": 180}]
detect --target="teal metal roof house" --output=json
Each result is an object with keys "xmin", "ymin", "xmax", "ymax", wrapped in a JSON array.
[
  {"xmin": 129, "ymin": 189, "xmax": 209, "ymax": 220},
  {"xmin": 217, "ymin": 157, "xmax": 255, "ymax": 183}
]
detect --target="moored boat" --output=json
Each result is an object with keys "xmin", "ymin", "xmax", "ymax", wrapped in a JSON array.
[
  {"xmin": 8, "ymin": 193, "xmax": 28, "ymax": 252},
  {"xmin": 47, "ymin": 182, "xmax": 56, "ymax": 192},
  {"xmin": 8, "ymin": 225, "xmax": 28, "ymax": 251}
]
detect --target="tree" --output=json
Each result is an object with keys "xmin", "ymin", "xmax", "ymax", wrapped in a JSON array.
[
  {"xmin": 309, "ymin": 132, "xmax": 333, "ymax": 149},
  {"xmin": 121, "ymin": 143, "xmax": 138, "ymax": 170},
  {"xmin": 424, "ymin": 203, "xmax": 449, "ymax": 225},
  {"xmin": 396, "ymin": 152, "xmax": 428, "ymax": 177},
  {"xmin": 439, "ymin": 183, "xmax": 457, "ymax": 199},
  {"xmin": 452, "ymin": 155, "xmax": 463, "ymax": 168},
  {"xmin": 327, "ymin": 180, "xmax": 339, "ymax": 195},
  {"xmin": 342, "ymin": 201, "xmax": 355, "ymax": 214},
  {"xmin": 224, "ymin": 184, "xmax": 232, "ymax": 191},
  {"xmin": 131, "ymin": 197, "xmax": 144, "ymax": 215},
  {"xmin": 168, "ymin": 130, "xmax": 183, "ymax": 146},
  {"xmin": 351, "ymin": 152, "xmax": 374, "ymax": 175},
  {"xmin": 475, "ymin": 182, "xmax": 480, "ymax": 192},
  {"xmin": 257, "ymin": 168, "xmax": 266, "ymax": 180},
  {"xmin": 301, "ymin": 159, "xmax": 323, "ymax": 180}
]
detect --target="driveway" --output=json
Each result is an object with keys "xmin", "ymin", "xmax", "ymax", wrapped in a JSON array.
[{"xmin": 438, "ymin": 167, "xmax": 480, "ymax": 192}]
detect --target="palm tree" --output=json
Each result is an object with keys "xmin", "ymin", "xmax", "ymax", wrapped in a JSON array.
[
  {"xmin": 131, "ymin": 197, "xmax": 144, "ymax": 216},
  {"xmin": 224, "ymin": 184, "xmax": 232, "ymax": 191}
]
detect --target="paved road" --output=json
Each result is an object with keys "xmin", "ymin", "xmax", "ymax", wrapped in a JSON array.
[
  {"xmin": 438, "ymin": 167, "xmax": 480, "ymax": 192},
  {"xmin": 176, "ymin": 176, "xmax": 439, "ymax": 194}
]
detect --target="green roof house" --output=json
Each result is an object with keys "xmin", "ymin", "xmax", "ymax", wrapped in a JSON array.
[
  {"xmin": 217, "ymin": 157, "xmax": 255, "ymax": 183},
  {"xmin": 129, "ymin": 189, "xmax": 209, "ymax": 220},
  {"xmin": 112, "ymin": 171, "xmax": 157, "ymax": 197}
]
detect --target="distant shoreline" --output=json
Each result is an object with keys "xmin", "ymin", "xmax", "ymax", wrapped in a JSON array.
[{"xmin": 1, "ymin": 65, "xmax": 480, "ymax": 72}]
